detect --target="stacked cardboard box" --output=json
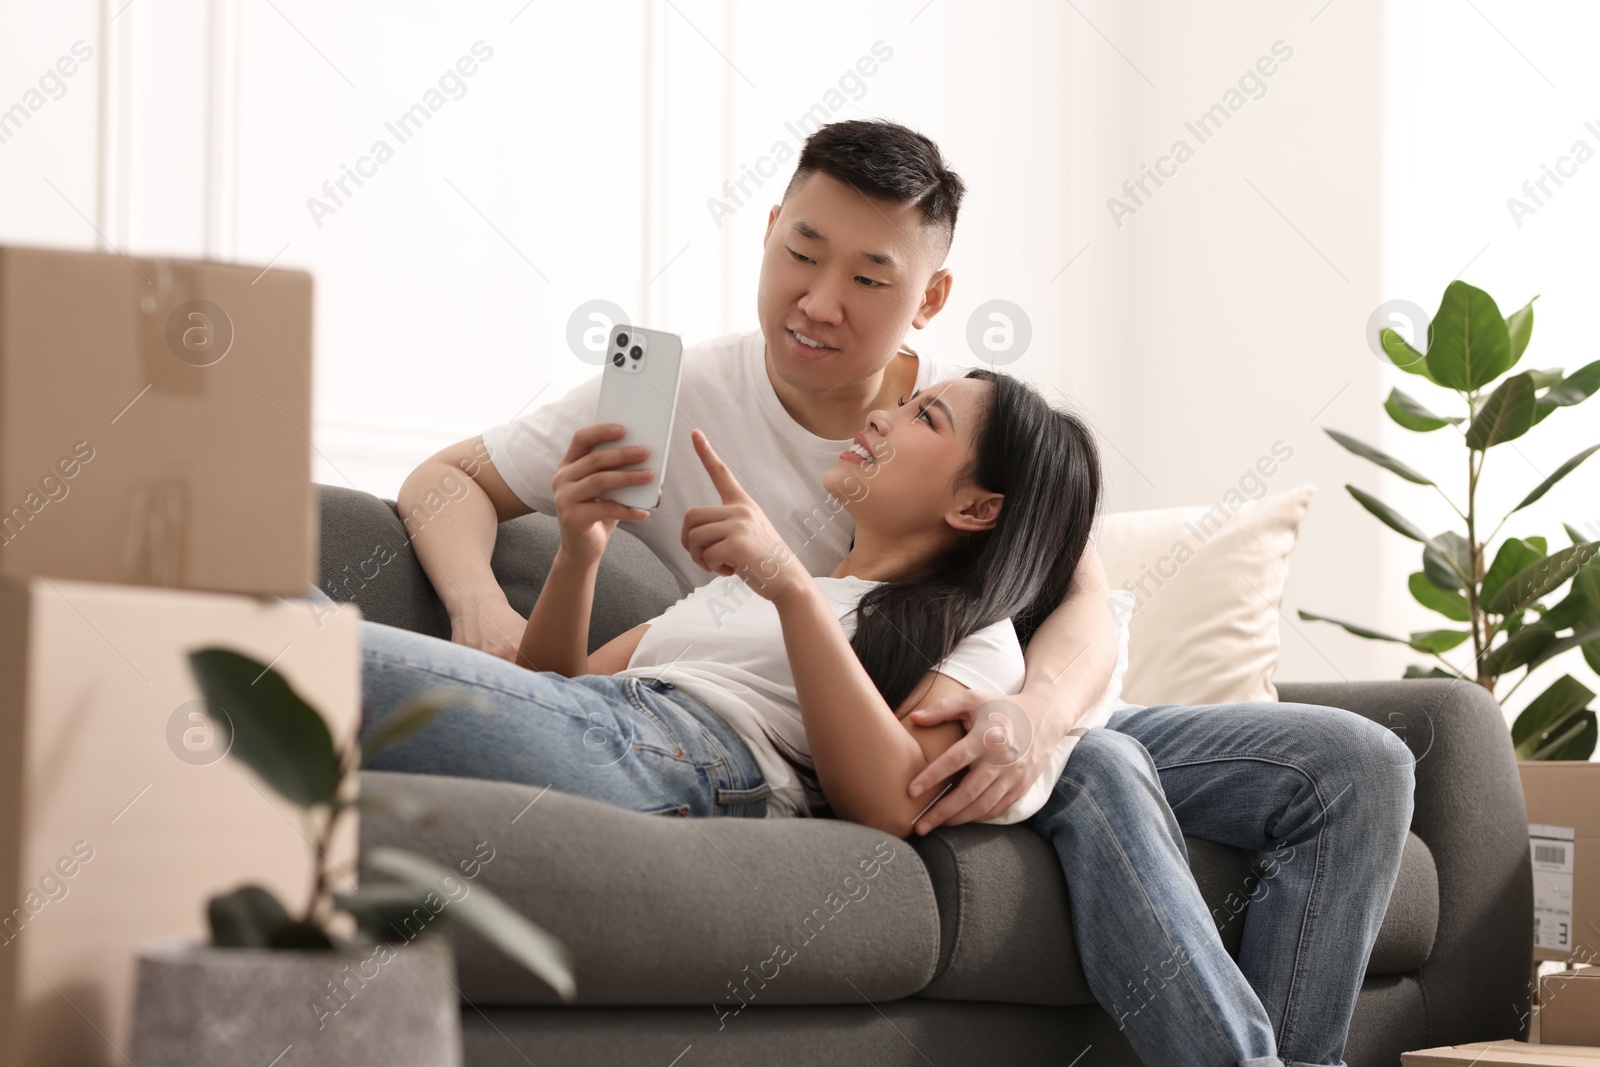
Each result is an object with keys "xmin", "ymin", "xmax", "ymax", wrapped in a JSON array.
[
  {"xmin": 1538, "ymin": 965, "xmax": 1600, "ymax": 1047},
  {"xmin": 0, "ymin": 247, "xmax": 362, "ymax": 1067},
  {"xmin": 1520, "ymin": 761, "xmax": 1600, "ymax": 964}
]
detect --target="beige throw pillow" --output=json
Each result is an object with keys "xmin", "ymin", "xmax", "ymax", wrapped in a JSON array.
[{"xmin": 1095, "ymin": 484, "xmax": 1317, "ymax": 707}]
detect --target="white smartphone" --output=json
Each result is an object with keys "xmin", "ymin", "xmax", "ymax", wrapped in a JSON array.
[{"xmin": 593, "ymin": 324, "xmax": 685, "ymax": 510}]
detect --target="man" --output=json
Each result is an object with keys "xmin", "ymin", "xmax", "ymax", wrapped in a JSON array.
[{"xmin": 382, "ymin": 119, "xmax": 1413, "ymax": 1067}]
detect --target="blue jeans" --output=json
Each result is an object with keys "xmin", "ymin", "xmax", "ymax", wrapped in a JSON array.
[
  {"xmin": 1026, "ymin": 702, "xmax": 1416, "ymax": 1067},
  {"xmin": 297, "ymin": 588, "xmax": 771, "ymax": 817}
]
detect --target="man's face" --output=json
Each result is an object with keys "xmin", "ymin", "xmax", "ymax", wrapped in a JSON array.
[{"xmin": 758, "ymin": 170, "xmax": 950, "ymax": 398}]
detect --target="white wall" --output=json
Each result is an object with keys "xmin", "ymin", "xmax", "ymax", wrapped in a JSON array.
[{"xmin": 1061, "ymin": 0, "xmax": 1391, "ymax": 686}]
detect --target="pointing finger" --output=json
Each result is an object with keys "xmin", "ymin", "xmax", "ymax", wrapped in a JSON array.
[{"xmin": 692, "ymin": 428, "xmax": 747, "ymax": 503}]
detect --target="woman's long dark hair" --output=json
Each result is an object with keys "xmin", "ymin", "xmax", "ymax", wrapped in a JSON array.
[{"xmin": 848, "ymin": 369, "xmax": 1103, "ymax": 715}]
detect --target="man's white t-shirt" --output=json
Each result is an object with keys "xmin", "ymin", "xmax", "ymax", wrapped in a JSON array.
[
  {"xmin": 610, "ymin": 573, "xmax": 1026, "ymax": 818},
  {"xmin": 482, "ymin": 328, "xmax": 982, "ymax": 596}
]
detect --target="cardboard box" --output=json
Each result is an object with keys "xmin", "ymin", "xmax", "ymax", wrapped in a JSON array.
[
  {"xmin": 0, "ymin": 245, "xmax": 316, "ymax": 596},
  {"xmin": 1540, "ymin": 966, "xmax": 1600, "ymax": 1046},
  {"xmin": 1404, "ymin": 1042, "xmax": 1600, "ymax": 1065},
  {"xmin": 1519, "ymin": 761, "xmax": 1600, "ymax": 962},
  {"xmin": 0, "ymin": 577, "xmax": 362, "ymax": 1067}
]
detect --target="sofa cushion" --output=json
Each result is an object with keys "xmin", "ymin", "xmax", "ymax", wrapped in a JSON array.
[
  {"xmin": 358, "ymin": 770, "xmax": 943, "ymax": 1007},
  {"xmin": 316, "ymin": 483, "xmax": 678, "ymax": 649},
  {"xmin": 908, "ymin": 825, "xmax": 1439, "ymax": 1004},
  {"xmin": 1097, "ymin": 484, "xmax": 1316, "ymax": 707}
]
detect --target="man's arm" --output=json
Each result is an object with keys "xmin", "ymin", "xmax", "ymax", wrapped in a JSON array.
[
  {"xmin": 904, "ymin": 540, "xmax": 1119, "ymax": 832},
  {"xmin": 1017, "ymin": 541, "xmax": 1119, "ymax": 729},
  {"xmin": 397, "ymin": 434, "xmax": 536, "ymax": 663}
]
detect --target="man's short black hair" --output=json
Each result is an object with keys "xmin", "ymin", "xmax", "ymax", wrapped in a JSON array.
[{"xmin": 782, "ymin": 118, "xmax": 966, "ymax": 268}]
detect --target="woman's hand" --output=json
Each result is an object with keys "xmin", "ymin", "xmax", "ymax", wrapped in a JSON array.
[
  {"xmin": 552, "ymin": 423, "xmax": 653, "ymax": 565},
  {"xmin": 681, "ymin": 428, "xmax": 809, "ymax": 603}
]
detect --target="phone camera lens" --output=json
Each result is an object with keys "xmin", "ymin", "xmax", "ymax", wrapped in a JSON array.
[
  {"xmin": 616, "ymin": 332, "xmax": 629, "ymax": 347},
  {"xmin": 612, "ymin": 353, "xmax": 625, "ymax": 367},
  {"xmin": 630, "ymin": 345, "xmax": 642, "ymax": 359}
]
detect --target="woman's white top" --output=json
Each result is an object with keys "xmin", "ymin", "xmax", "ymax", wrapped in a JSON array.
[{"xmin": 613, "ymin": 577, "xmax": 1137, "ymax": 823}]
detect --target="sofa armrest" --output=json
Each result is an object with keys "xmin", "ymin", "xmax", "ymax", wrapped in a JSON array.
[
  {"xmin": 315, "ymin": 482, "xmax": 680, "ymax": 648},
  {"xmin": 1276, "ymin": 678, "xmax": 1532, "ymax": 1044}
]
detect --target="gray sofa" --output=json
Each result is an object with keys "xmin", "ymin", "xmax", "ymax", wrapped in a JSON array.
[{"xmin": 318, "ymin": 483, "xmax": 1534, "ymax": 1066}]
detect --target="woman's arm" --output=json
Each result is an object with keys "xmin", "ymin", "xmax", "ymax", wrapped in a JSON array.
[
  {"xmin": 522, "ymin": 421, "xmax": 655, "ymax": 676},
  {"xmin": 518, "ymin": 548, "xmax": 601, "ymax": 676},
  {"xmin": 677, "ymin": 427, "xmax": 967, "ymax": 834},
  {"xmin": 773, "ymin": 582, "xmax": 968, "ymax": 837}
]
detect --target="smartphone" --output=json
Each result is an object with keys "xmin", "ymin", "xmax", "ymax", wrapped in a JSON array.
[{"xmin": 593, "ymin": 324, "xmax": 685, "ymax": 510}]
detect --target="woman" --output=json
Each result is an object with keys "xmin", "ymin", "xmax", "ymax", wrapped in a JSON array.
[{"xmin": 355, "ymin": 368, "xmax": 1101, "ymax": 836}]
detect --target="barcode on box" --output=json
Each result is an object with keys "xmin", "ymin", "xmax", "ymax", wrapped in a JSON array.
[{"xmin": 1534, "ymin": 843, "xmax": 1569, "ymax": 866}]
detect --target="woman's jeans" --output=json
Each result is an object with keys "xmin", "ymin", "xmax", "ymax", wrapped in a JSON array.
[
  {"xmin": 305, "ymin": 589, "xmax": 772, "ymax": 818},
  {"xmin": 1027, "ymin": 702, "xmax": 1417, "ymax": 1067}
]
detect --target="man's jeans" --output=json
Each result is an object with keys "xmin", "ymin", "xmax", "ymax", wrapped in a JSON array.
[{"xmin": 1025, "ymin": 702, "xmax": 1416, "ymax": 1067}]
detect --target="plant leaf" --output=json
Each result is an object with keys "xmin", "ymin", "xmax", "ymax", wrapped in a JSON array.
[
  {"xmin": 1567, "ymin": 522, "xmax": 1595, "ymax": 546},
  {"xmin": 1505, "ymin": 295, "xmax": 1538, "ymax": 363},
  {"xmin": 1409, "ymin": 628, "xmax": 1472, "ymax": 653},
  {"xmin": 1384, "ymin": 388, "xmax": 1464, "ymax": 432},
  {"xmin": 208, "ymin": 885, "xmax": 293, "ymax": 949},
  {"xmin": 1530, "ymin": 711, "xmax": 1597, "ymax": 761},
  {"xmin": 334, "ymin": 885, "xmax": 440, "ymax": 943},
  {"xmin": 1511, "ymin": 674, "xmax": 1595, "ymax": 758},
  {"xmin": 365, "ymin": 847, "xmax": 577, "ymax": 1003},
  {"xmin": 1540, "ymin": 561, "xmax": 1600, "ymax": 632},
  {"xmin": 1508, "ymin": 444, "xmax": 1600, "ymax": 515},
  {"xmin": 1408, "ymin": 571, "xmax": 1470, "ymax": 621},
  {"xmin": 1482, "ymin": 538, "xmax": 1544, "ymax": 609},
  {"xmin": 1465, "ymin": 372, "xmax": 1537, "ymax": 450},
  {"xmin": 1424, "ymin": 280, "xmax": 1514, "ymax": 390},
  {"xmin": 187, "ymin": 648, "xmax": 341, "ymax": 808},
  {"xmin": 1527, "ymin": 367, "xmax": 1565, "ymax": 389},
  {"xmin": 1528, "ymin": 621, "xmax": 1600, "ymax": 674},
  {"xmin": 1298, "ymin": 609, "xmax": 1412, "ymax": 644},
  {"xmin": 1541, "ymin": 358, "xmax": 1600, "ymax": 408},
  {"xmin": 1486, "ymin": 541, "xmax": 1600, "ymax": 616},
  {"xmin": 1481, "ymin": 625, "xmax": 1556, "ymax": 676},
  {"xmin": 1298, "ymin": 610, "xmax": 1458, "ymax": 654},
  {"xmin": 1324, "ymin": 428, "xmax": 1436, "ymax": 484},
  {"xmin": 1423, "ymin": 531, "xmax": 1473, "ymax": 591},
  {"xmin": 1346, "ymin": 485, "xmax": 1434, "ymax": 544},
  {"xmin": 267, "ymin": 921, "xmax": 336, "ymax": 950},
  {"xmin": 1403, "ymin": 664, "xmax": 1460, "ymax": 680},
  {"xmin": 1380, "ymin": 327, "xmax": 1434, "ymax": 380}
]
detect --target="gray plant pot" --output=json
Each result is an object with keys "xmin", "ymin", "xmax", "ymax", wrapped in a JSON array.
[{"xmin": 129, "ymin": 934, "xmax": 463, "ymax": 1066}]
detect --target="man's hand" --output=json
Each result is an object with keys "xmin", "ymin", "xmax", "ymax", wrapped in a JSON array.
[
  {"xmin": 903, "ymin": 685, "xmax": 1067, "ymax": 833},
  {"xmin": 449, "ymin": 596, "xmax": 531, "ymax": 664}
]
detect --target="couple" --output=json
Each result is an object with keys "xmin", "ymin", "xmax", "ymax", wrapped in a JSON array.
[{"xmin": 338, "ymin": 119, "xmax": 1413, "ymax": 1067}]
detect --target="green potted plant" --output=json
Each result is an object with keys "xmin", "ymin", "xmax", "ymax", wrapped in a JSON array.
[
  {"xmin": 127, "ymin": 647, "xmax": 576, "ymax": 1066},
  {"xmin": 1301, "ymin": 280, "xmax": 1600, "ymax": 760}
]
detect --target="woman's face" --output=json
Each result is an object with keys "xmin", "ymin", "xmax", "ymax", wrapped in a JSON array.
[{"xmin": 821, "ymin": 376, "xmax": 1001, "ymax": 541}]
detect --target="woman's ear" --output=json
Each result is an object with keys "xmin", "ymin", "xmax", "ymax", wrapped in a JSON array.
[{"xmin": 947, "ymin": 491, "xmax": 1003, "ymax": 533}]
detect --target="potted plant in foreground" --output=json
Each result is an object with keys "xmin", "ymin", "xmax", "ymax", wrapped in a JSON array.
[
  {"xmin": 127, "ymin": 648, "xmax": 576, "ymax": 1067},
  {"xmin": 1302, "ymin": 280, "xmax": 1600, "ymax": 760}
]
